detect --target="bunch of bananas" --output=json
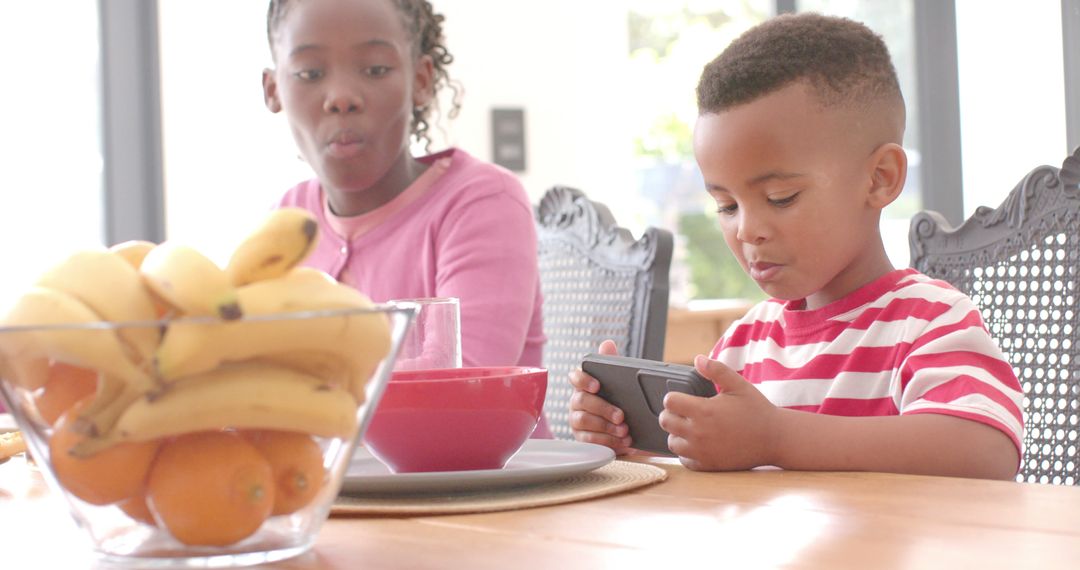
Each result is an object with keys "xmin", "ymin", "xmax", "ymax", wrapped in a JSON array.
[{"xmin": 0, "ymin": 207, "xmax": 391, "ymax": 457}]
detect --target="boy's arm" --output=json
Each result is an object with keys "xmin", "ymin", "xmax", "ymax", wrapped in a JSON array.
[
  {"xmin": 769, "ymin": 408, "xmax": 1019, "ymax": 479},
  {"xmin": 660, "ymin": 356, "xmax": 1020, "ymax": 480}
]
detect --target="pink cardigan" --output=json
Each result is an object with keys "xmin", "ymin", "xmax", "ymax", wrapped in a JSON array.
[{"xmin": 275, "ymin": 148, "xmax": 546, "ymax": 371}]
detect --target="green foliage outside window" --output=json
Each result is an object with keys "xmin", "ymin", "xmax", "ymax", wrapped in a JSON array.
[
  {"xmin": 678, "ymin": 212, "xmax": 766, "ymax": 301},
  {"xmin": 627, "ymin": 2, "xmax": 768, "ymax": 302}
]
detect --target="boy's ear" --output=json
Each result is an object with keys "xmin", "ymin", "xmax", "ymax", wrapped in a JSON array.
[
  {"xmin": 411, "ymin": 55, "xmax": 435, "ymax": 109},
  {"xmin": 866, "ymin": 142, "xmax": 907, "ymax": 209},
  {"xmin": 262, "ymin": 68, "xmax": 282, "ymax": 113}
]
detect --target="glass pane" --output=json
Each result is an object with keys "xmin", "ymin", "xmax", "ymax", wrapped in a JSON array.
[
  {"xmin": 627, "ymin": 0, "xmax": 773, "ymax": 303},
  {"xmin": 0, "ymin": 4, "xmax": 104, "ymax": 302},
  {"xmin": 797, "ymin": 0, "xmax": 918, "ymax": 268},
  {"xmin": 956, "ymin": 0, "xmax": 1066, "ymax": 216},
  {"xmin": 158, "ymin": 1, "xmax": 314, "ymax": 265}
]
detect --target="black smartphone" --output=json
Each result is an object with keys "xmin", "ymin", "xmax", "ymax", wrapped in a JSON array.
[{"xmin": 580, "ymin": 354, "xmax": 717, "ymax": 456}]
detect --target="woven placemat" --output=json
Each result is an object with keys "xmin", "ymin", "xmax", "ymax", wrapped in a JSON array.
[{"xmin": 331, "ymin": 460, "xmax": 667, "ymax": 516}]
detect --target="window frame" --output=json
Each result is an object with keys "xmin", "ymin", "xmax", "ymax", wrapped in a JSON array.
[
  {"xmin": 98, "ymin": 0, "xmax": 1079, "ymax": 249},
  {"xmin": 98, "ymin": 0, "xmax": 165, "ymax": 244}
]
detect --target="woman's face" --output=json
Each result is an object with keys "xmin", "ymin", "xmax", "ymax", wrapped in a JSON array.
[{"xmin": 263, "ymin": 0, "xmax": 433, "ymax": 197}]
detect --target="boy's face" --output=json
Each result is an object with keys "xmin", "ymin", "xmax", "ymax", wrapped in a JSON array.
[
  {"xmin": 693, "ymin": 82, "xmax": 892, "ymax": 309},
  {"xmin": 262, "ymin": 0, "xmax": 433, "ymax": 195}
]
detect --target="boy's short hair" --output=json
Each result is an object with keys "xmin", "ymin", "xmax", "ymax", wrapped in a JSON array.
[{"xmin": 696, "ymin": 13, "xmax": 903, "ymax": 115}]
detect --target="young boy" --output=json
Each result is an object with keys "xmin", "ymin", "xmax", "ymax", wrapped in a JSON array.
[{"xmin": 569, "ymin": 13, "xmax": 1024, "ymax": 480}]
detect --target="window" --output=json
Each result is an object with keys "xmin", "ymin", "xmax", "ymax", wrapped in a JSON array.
[
  {"xmin": 625, "ymin": 1, "xmax": 920, "ymax": 301},
  {"xmin": 797, "ymin": 0, "xmax": 919, "ymax": 269},
  {"xmin": 158, "ymin": 1, "xmax": 313, "ymax": 266},
  {"xmin": 627, "ymin": 1, "xmax": 773, "ymax": 304},
  {"xmin": 955, "ymin": 0, "xmax": 1067, "ymax": 216},
  {"xmin": 141, "ymin": 1, "xmax": 1079, "ymax": 306},
  {"xmin": 0, "ymin": 4, "xmax": 104, "ymax": 301}
]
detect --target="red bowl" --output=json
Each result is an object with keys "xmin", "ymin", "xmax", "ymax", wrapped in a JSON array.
[{"xmin": 362, "ymin": 367, "xmax": 547, "ymax": 473}]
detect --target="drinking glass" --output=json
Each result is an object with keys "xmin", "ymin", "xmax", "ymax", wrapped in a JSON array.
[{"xmin": 389, "ymin": 297, "xmax": 462, "ymax": 371}]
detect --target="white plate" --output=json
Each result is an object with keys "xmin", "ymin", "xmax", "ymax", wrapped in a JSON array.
[
  {"xmin": 0, "ymin": 414, "xmax": 15, "ymax": 433},
  {"xmin": 340, "ymin": 439, "xmax": 615, "ymax": 495}
]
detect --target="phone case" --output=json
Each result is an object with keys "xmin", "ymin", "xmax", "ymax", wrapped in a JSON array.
[{"xmin": 581, "ymin": 354, "xmax": 717, "ymax": 456}]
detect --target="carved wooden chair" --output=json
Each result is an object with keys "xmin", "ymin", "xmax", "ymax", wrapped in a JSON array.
[
  {"xmin": 536, "ymin": 186, "xmax": 674, "ymax": 440},
  {"xmin": 909, "ymin": 147, "xmax": 1080, "ymax": 484}
]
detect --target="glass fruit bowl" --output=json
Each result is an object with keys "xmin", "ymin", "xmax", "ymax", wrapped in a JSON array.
[{"xmin": 0, "ymin": 303, "xmax": 416, "ymax": 568}]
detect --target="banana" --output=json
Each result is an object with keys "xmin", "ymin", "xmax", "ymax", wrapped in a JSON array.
[
  {"xmin": 252, "ymin": 349, "xmax": 384, "ymax": 403},
  {"xmin": 0, "ymin": 354, "xmax": 49, "ymax": 391},
  {"xmin": 71, "ymin": 376, "xmax": 144, "ymax": 437},
  {"xmin": 241, "ymin": 266, "xmax": 379, "ymax": 311},
  {"xmin": 225, "ymin": 207, "xmax": 319, "ymax": 286},
  {"xmin": 139, "ymin": 242, "xmax": 242, "ymax": 320},
  {"xmin": 72, "ymin": 362, "xmax": 359, "ymax": 457},
  {"xmin": 109, "ymin": 240, "xmax": 174, "ymax": 318},
  {"xmin": 35, "ymin": 248, "xmax": 160, "ymax": 364},
  {"xmin": 254, "ymin": 350, "xmax": 353, "ymax": 388},
  {"xmin": 108, "ymin": 240, "xmax": 156, "ymax": 269},
  {"xmin": 0, "ymin": 286, "xmax": 155, "ymax": 394},
  {"xmin": 154, "ymin": 268, "xmax": 391, "ymax": 395}
]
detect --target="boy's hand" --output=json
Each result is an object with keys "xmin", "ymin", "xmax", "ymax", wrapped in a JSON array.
[
  {"xmin": 568, "ymin": 340, "xmax": 633, "ymax": 454},
  {"xmin": 659, "ymin": 355, "xmax": 781, "ymax": 471}
]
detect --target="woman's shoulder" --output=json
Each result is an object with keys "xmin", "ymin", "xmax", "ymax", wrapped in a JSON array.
[
  {"xmin": 431, "ymin": 148, "xmax": 529, "ymax": 205},
  {"xmin": 274, "ymin": 178, "xmax": 321, "ymax": 209}
]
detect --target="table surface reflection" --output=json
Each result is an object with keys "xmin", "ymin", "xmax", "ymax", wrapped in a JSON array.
[{"xmin": 3, "ymin": 453, "xmax": 1080, "ymax": 569}]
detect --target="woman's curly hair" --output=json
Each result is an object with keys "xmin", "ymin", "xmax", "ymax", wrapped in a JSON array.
[
  {"xmin": 697, "ymin": 13, "xmax": 903, "ymax": 115},
  {"xmin": 267, "ymin": 0, "xmax": 463, "ymax": 151}
]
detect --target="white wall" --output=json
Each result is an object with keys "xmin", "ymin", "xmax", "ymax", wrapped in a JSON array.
[
  {"xmin": 432, "ymin": 1, "xmax": 635, "ymax": 205},
  {"xmin": 0, "ymin": 4, "xmax": 104, "ymax": 303},
  {"xmin": 158, "ymin": 1, "xmax": 309, "ymax": 265},
  {"xmin": 158, "ymin": 1, "xmax": 636, "ymax": 265}
]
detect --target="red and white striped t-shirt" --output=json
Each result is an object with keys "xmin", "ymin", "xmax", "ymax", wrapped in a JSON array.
[{"xmin": 712, "ymin": 268, "xmax": 1025, "ymax": 453}]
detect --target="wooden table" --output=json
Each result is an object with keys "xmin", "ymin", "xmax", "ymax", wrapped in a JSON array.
[{"xmin": 4, "ymin": 454, "xmax": 1080, "ymax": 569}]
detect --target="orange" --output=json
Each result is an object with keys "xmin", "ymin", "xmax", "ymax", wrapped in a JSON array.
[
  {"xmin": 49, "ymin": 398, "xmax": 161, "ymax": 505},
  {"xmin": 118, "ymin": 493, "xmax": 157, "ymax": 527},
  {"xmin": 243, "ymin": 430, "xmax": 327, "ymax": 515},
  {"xmin": 35, "ymin": 362, "xmax": 98, "ymax": 426},
  {"xmin": 147, "ymin": 431, "xmax": 274, "ymax": 546}
]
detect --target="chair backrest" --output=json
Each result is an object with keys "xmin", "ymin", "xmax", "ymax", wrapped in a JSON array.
[
  {"xmin": 536, "ymin": 186, "xmax": 674, "ymax": 440},
  {"xmin": 909, "ymin": 147, "xmax": 1080, "ymax": 484}
]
